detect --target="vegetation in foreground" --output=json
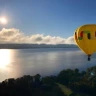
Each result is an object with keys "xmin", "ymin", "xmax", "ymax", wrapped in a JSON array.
[
  {"xmin": 0, "ymin": 66, "xmax": 96, "ymax": 96},
  {"xmin": 56, "ymin": 83, "xmax": 72, "ymax": 96}
]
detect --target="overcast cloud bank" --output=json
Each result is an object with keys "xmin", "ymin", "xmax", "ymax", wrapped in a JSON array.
[{"xmin": 0, "ymin": 28, "xmax": 75, "ymax": 44}]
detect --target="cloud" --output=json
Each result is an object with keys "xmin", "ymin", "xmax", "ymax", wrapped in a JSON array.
[
  {"xmin": 0, "ymin": 28, "xmax": 75, "ymax": 44},
  {"xmin": 65, "ymin": 36, "xmax": 75, "ymax": 44}
]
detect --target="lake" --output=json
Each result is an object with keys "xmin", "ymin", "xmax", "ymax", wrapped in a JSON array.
[{"xmin": 0, "ymin": 48, "xmax": 96, "ymax": 82}]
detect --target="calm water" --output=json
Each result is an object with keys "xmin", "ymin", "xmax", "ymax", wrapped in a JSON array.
[{"xmin": 0, "ymin": 48, "xmax": 96, "ymax": 82}]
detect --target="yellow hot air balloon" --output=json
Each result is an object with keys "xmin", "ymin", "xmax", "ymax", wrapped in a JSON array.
[{"xmin": 74, "ymin": 24, "xmax": 96, "ymax": 61}]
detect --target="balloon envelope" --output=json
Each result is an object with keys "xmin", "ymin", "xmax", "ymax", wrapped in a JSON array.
[{"xmin": 74, "ymin": 24, "xmax": 96, "ymax": 60}]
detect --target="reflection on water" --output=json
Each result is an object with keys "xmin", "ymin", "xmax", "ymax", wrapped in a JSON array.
[
  {"xmin": 0, "ymin": 49, "xmax": 21, "ymax": 82},
  {"xmin": 0, "ymin": 49, "xmax": 11, "ymax": 69},
  {"xmin": 0, "ymin": 48, "xmax": 96, "ymax": 82}
]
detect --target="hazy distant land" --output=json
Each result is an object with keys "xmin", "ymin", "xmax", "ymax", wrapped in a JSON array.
[{"xmin": 0, "ymin": 44, "xmax": 78, "ymax": 49}]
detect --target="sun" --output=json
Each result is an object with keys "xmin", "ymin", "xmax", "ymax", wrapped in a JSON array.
[{"xmin": 0, "ymin": 17, "xmax": 7, "ymax": 24}]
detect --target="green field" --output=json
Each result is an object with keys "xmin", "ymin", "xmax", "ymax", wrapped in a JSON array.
[{"xmin": 56, "ymin": 83, "xmax": 73, "ymax": 96}]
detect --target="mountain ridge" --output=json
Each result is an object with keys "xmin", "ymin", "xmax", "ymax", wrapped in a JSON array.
[{"xmin": 0, "ymin": 44, "xmax": 78, "ymax": 49}]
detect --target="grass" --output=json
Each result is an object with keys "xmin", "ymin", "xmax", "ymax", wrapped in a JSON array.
[{"xmin": 56, "ymin": 83, "xmax": 73, "ymax": 96}]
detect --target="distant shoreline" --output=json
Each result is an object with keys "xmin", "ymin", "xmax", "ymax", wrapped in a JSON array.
[{"xmin": 0, "ymin": 44, "xmax": 78, "ymax": 49}]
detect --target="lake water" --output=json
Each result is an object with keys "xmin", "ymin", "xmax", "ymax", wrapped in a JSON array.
[{"xmin": 0, "ymin": 48, "xmax": 96, "ymax": 82}]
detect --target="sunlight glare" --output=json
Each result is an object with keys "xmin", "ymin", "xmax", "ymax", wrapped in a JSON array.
[
  {"xmin": 0, "ymin": 17, "xmax": 7, "ymax": 24},
  {"xmin": 0, "ymin": 49, "xmax": 11, "ymax": 69}
]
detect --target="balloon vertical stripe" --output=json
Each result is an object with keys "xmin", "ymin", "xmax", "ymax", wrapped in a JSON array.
[
  {"xmin": 80, "ymin": 31, "xmax": 83, "ymax": 38},
  {"xmin": 75, "ymin": 32, "xmax": 77, "ymax": 40},
  {"xmin": 87, "ymin": 33, "xmax": 91, "ymax": 39},
  {"xmin": 95, "ymin": 31, "xmax": 96, "ymax": 37}
]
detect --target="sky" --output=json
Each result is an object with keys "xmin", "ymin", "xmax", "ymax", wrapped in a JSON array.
[{"xmin": 0, "ymin": 0, "xmax": 96, "ymax": 44}]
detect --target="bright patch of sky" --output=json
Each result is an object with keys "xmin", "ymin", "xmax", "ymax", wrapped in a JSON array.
[{"xmin": 0, "ymin": 0, "xmax": 95, "ymax": 43}]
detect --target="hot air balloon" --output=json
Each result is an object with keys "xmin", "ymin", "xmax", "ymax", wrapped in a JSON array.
[{"xmin": 74, "ymin": 24, "xmax": 96, "ymax": 61}]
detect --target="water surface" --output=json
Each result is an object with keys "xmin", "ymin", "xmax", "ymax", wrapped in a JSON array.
[{"xmin": 0, "ymin": 48, "xmax": 96, "ymax": 82}]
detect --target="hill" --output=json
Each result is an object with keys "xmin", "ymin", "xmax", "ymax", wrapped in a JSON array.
[{"xmin": 0, "ymin": 44, "xmax": 78, "ymax": 49}]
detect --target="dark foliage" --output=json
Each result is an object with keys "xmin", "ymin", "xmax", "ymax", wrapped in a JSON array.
[
  {"xmin": 0, "ymin": 74, "xmax": 65, "ymax": 96},
  {"xmin": 57, "ymin": 67, "xmax": 96, "ymax": 96},
  {"xmin": 1, "ymin": 66, "xmax": 96, "ymax": 96}
]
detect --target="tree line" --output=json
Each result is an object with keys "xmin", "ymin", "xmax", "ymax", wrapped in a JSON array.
[{"xmin": 0, "ymin": 66, "xmax": 96, "ymax": 96}]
